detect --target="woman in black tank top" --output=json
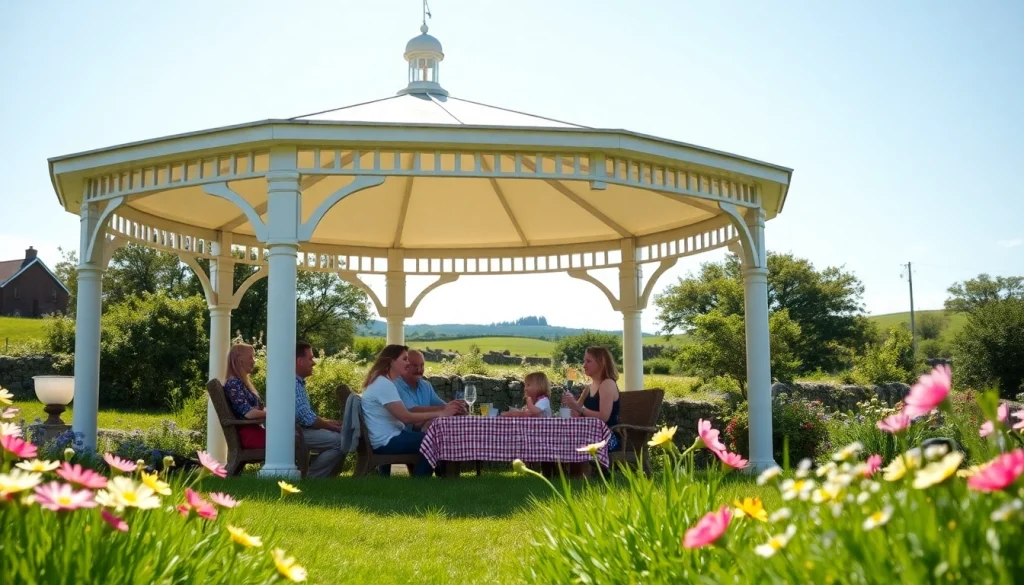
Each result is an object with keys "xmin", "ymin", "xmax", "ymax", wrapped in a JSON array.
[{"xmin": 561, "ymin": 346, "xmax": 622, "ymax": 451}]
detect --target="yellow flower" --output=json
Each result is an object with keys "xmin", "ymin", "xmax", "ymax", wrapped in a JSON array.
[
  {"xmin": 15, "ymin": 459, "xmax": 60, "ymax": 473},
  {"xmin": 956, "ymin": 464, "xmax": 987, "ymax": 479},
  {"xmin": 912, "ymin": 452, "xmax": 963, "ymax": 490},
  {"xmin": 576, "ymin": 440, "xmax": 607, "ymax": 456},
  {"xmin": 647, "ymin": 426, "xmax": 677, "ymax": 448},
  {"xmin": 512, "ymin": 459, "xmax": 528, "ymax": 474},
  {"xmin": 754, "ymin": 525, "xmax": 797, "ymax": 558},
  {"xmin": 272, "ymin": 548, "xmax": 308, "ymax": 582},
  {"xmin": 862, "ymin": 506, "xmax": 893, "ymax": 530},
  {"xmin": 98, "ymin": 476, "xmax": 160, "ymax": 510},
  {"xmin": 733, "ymin": 497, "xmax": 768, "ymax": 522},
  {"xmin": 0, "ymin": 469, "xmax": 43, "ymax": 496},
  {"xmin": 278, "ymin": 481, "xmax": 301, "ymax": 495},
  {"xmin": 140, "ymin": 471, "xmax": 172, "ymax": 496},
  {"xmin": 0, "ymin": 387, "xmax": 13, "ymax": 406},
  {"xmin": 883, "ymin": 448, "xmax": 923, "ymax": 482},
  {"xmin": 226, "ymin": 525, "xmax": 263, "ymax": 548}
]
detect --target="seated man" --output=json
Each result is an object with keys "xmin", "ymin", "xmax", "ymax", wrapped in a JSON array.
[
  {"xmin": 394, "ymin": 350, "xmax": 466, "ymax": 430},
  {"xmin": 294, "ymin": 341, "xmax": 345, "ymax": 478}
]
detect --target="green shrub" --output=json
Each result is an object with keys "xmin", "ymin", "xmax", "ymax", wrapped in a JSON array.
[
  {"xmin": 851, "ymin": 325, "xmax": 915, "ymax": 386},
  {"xmin": 643, "ymin": 357, "xmax": 675, "ymax": 375},
  {"xmin": 918, "ymin": 338, "xmax": 949, "ymax": 360},
  {"xmin": 551, "ymin": 332, "xmax": 622, "ymax": 365},
  {"xmin": 352, "ymin": 336, "xmax": 386, "ymax": 363},
  {"xmin": 45, "ymin": 293, "xmax": 209, "ymax": 410},
  {"xmin": 435, "ymin": 352, "xmax": 489, "ymax": 377},
  {"xmin": 250, "ymin": 349, "xmax": 365, "ymax": 421},
  {"xmin": 178, "ymin": 393, "xmax": 209, "ymax": 433},
  {"xmin": 952, "ymin": 298, "xmax": 1024, "ymax": 398},
  {"xmin": 724, "ymin": 394, "xmax": 829, "ymax": 463}
]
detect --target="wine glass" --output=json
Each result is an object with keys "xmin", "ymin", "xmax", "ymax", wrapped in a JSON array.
[{"xmin": 464, "ymin": 384, "xmax": 477, "ymax": 415}]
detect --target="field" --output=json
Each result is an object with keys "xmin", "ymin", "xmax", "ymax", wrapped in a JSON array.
[
  {"xmin": 0, "ymin": 316, "xmax": 48, "ymax": 347},
  {"xmin": 11, "ymin": 400, "xmax": 184, "ymax": 429},
  {"xmin": 405, "ymin": 336, "xmax": 555, "ymax": 356},
  {"xmin": 868, "ymin": 309, "xmax": 966, "ymax": 342}
]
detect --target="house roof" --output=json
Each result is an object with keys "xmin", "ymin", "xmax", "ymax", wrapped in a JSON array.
[{"xmin": 0, "ymin": 257, "xmax": 71, "ymax": 294}]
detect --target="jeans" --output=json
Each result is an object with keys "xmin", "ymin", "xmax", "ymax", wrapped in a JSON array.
[{"xmin": 374, "ymin": 430, "xmax": 433, "ymax": 477}]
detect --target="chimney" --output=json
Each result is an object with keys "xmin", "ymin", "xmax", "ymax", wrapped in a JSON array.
[{"xmin": 23, "ymin": 247, "xmax": 37, "ymax": 267}]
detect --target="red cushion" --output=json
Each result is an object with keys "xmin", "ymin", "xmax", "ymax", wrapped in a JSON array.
[{"xmin": 238, "ymin": 425, "xmax": 266, "ymax": 449}]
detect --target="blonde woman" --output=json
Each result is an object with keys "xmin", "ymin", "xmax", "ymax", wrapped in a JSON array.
[
  {"xmin": 222, "ymin": 343, "xmax": 266, "ymax": 449},
  {"xmin": 561, "ymin": 346, "xmax": 622, "ymax": 451}
]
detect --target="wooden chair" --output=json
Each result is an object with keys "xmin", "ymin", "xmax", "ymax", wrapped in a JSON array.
[
  {"xmin": 206, "ymin": 379, "xmax": 313, "ymax": 477},
  {"xmin": 335, "ymin": 383, "xmax": 421, "ymax": 477},
  {"xmin": 609, "ymin": 388, "xmax": 665, "ymax": 477}
]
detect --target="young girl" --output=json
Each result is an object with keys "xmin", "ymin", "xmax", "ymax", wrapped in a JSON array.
[{"xmin": 502, "ymin": 372, "xmax": 553, "ymax": 418}]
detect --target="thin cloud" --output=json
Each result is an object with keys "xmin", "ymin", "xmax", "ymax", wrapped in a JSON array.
[{"xmin": 998, "ymin": 238, "xmax": 1023, "ymax": 249}]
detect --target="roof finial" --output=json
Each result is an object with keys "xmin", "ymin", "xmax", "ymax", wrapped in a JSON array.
[{"xmin": 421, "ymin": 0, "xmax": 431, "ymax": 33}]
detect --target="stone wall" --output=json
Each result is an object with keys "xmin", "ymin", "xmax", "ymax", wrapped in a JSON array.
[
  {"xmin": 420, "ymin": 348, "xmax": 459, "ymax": 363},
  {"xmin": 419, "ymin": 347, "xmax": 553, "ymax": 367},
  {"xmin": 771, "ymin": 381, "xmax": 911, "ymax": 412},
  {"xmin": 0, "ymin": 354, "xmax": 69, "ymax": 400}
]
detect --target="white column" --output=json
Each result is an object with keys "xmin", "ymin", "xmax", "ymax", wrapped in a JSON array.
[
  {"xmin": 206, "ymin": 304, "xmax": 231, "ymax": 462},
  {"xmin": 72, "ymin": 266, "xmax": 102, "ymax": 450},
  {"xmin": 622, "ymin": 310, "xmax": 643, "ymax": 391},
  {"xmin": 618, "ymin": 240, "xmax": 644, "ymax": 391},
  {"xmin": 385, "ymin": 251, "xmax": 406, "ymax": 345},
  {"xmin": 258, "ymin": 156, "xmax": 301, "ymax": 478},
  {"xmin": 72, "ymin": 201, "xmax": 103, "ymax": 450},
  {"xmin": 742, "ymin": 210, "xmax": 775, "ymax": 471},
  {"xmin": 386, "ymin": 315, "xmax": 405, "ymax": 345}
]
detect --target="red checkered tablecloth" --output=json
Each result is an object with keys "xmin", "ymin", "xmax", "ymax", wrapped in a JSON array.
[{"xmin": 420, "ymin": 416, "xmax": 611, "ymax": 468}]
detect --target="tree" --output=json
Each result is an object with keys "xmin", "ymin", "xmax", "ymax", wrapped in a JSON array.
[
  {"xmin": 676, "ymin": 308, "xmax": 802, "ymax": 394},
  {"xmin": 103, "ymin": 244, "xmax": 192, "ymax": 305},
  {"xmin": 654, "ymin": 252, "xmax": 873, "ymax": 373},
  {"xmin": 952, "ymin": 298, "xmax": 1024, "ymax": 398},
  {"xmin": 915, "ymin": 312, "xmax": 949, "ymax": 341},
  {"xmin": 295, "ymin": 271, "xmax": 373, "ymax": 354},
  {"xmin": 945, "ymin": 274, "xmax": 1024, "ymax": 313},
  {"xmin": 552, "ymin": 332, "xmax": 623, "ymax": 365},
  {"xmin": 53, "ymin": 248, "xmax": 79, "ymax": 314},
  {"xmin": 852, "ymin": 325, "xmax": 916, "ymax": 385}
]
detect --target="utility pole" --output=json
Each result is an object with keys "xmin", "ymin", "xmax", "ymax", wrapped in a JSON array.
[{"xmin": 902, "ymin": 262, "xmax": 916, "ymax": 354}]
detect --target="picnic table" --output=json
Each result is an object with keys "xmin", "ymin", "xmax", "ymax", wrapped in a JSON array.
[{"xmin": 420, "ymin": 416, "xmax": 611, "ymax": 476}]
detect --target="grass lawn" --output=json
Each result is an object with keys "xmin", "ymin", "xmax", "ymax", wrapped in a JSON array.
[
  {"xmin": 0, "ymin": 316, "xmax": 48, "ymax": 347},
  {"xmin": 10, "ymin": 400, "xmax": 183, "ymax": 429},
  {"xmin": 406, "ymin": 336, "xmax": 555, "ymax": 357},
  {"xmin": 204, "ymin": 470, "xmax": 778, "ymax": 585}
]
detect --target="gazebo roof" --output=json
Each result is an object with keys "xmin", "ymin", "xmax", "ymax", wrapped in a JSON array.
[{"xmin": 47, "ymin": 21, "xmax": 792, "ymax": 275}]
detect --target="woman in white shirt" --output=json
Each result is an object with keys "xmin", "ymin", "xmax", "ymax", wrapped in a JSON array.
[{"xmin": 361, "ymin": 344, "xmax": 460, "ymax": 476}]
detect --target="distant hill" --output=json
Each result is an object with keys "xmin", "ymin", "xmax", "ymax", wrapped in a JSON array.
[
  {"xmin": 357, "ymin": 320, "xmax": 659, "ymax": 341},
  {"xmin": 867, "ymin": 310, "xmax": 966, "ymax": 342}
]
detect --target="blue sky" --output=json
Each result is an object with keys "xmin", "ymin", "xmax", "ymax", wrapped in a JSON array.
[{"xmin": 1, "ymin": 0, "xmax": 1021, "ymax": 333}]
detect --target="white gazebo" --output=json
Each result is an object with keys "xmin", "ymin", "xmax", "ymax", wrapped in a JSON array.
[{"xmin": 48, "ymin": 20, "xmax": 792, "ymax": 476}]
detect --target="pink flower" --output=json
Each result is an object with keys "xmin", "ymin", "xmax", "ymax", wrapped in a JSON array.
[
  {"xmin": 103, "ymin": 453, "xmax": 137, "ymax": 474},
  {"xmin": 714, "ymin": 450, "xmax": 749, "ymax": 470},
  {"xmin": 876, "ymin": 413, "xmax": 911, "ymax": 434},
  {"xmin": 209, "ymin": 492, "xmax": 240, "ymax": 508},
  {"xmin": 980, "ymin": 404, "xmax": 1010, "ymax": 437},
  {"xmin": 968, "ymin": 450, "xmax": 1024, "ymax": 492},
  {"xmin": 33, "ymin": 481, "xmax": 96, "ymax": 511},
  {"xmin": 683, "ymin": 506, "xmax": 732, "ymax": 549},
  {"xmin": 864, "ymin": 454, "xmax": 882, "ymax": 478},
  {"xmin": 902, "ymin": 365, "xmax": 951, "ymax": 419},
  {"xmin": 1, "ymin": 434, "xmax": 38, "ymax": 460},
  {"xmin": 183, "ymin": 488, "xmax": 219, "ymax": 520},
  {"xmin": 56, "ymin": 462, "xmax": 108, "ymax": 489},
  {"xmin": 197, "ymin": 451, "xmax": 227, "ymax": 478},
  {"xmin": 697, "ymin": 419, "xmax": 727, "ymax": 454},
  {"xmin": 1, "ymin": 406, "xmax": 20, "ymax": 419},
  {"xmin": 101, "ymin": 510, "xmax": 129, "ymax": 532}
]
